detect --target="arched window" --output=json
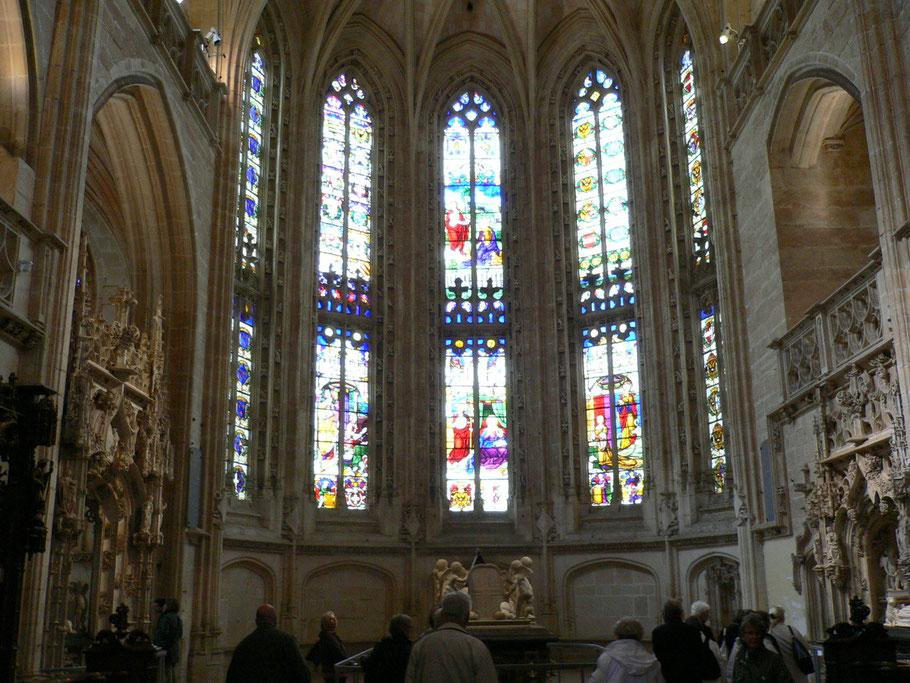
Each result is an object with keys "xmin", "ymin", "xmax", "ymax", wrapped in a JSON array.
[
  {"xmin": 679, "ymin": 41, "xmax": 726, "ymax": 493},
  {"xmin": 313, "ymin": 74, "xmax": 373, "ymax": 510},
  {"xmin": 442, "ymin": 89, "xmax": 509, "ymax": 513},
  {"xmin": 230, "ymin": 48, "xmax": 269, "ymax": 499},
  {"xmin": 571, "ymin": 69, "xmax": 643, "ymax": 506}
]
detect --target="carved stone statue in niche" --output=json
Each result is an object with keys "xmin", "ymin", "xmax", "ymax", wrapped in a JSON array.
[
  {"xmin": 825, "ymin": 528, "xmax": 845, "ymax": 566},
  {"xmin": 881, "ymin": 549, "xmax": 904, "ymax": 591}
]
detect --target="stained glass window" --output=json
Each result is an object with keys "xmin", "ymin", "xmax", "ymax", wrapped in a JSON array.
[
  {"xmin": 229, "ymin": 49, "xmax": 268, "ymax": 499},
  {"xmin": 571, "ymin": 69, "xmax": 642, "ymax": 505},
  {"xmin": 701, "ymin": 305, "xmax": 725, "ymax": 491},
  {"xmin": 680, "ymin": 45, "xmax": 726, "ymax": 493},
  {"xmin": 313, "ymin": 327, "xmax": 370, "ymax": 509},
  {"xmin": 313, "ymin": 74, "xmax": 373, "ymax": 509},
  {"xmin": 443, "ymin": 91, "xmax": 508, "ymax": 512},
  {"xmin": 680, "ymin": 49, "xmax": 711, "ymax": 265},
  {"xmin": 583, "ymin": 323, "xmax": 643, "ymax": 505},
  {"xmin": 317, "ymin": 74, "xmax": 372, "ymax": 318}
]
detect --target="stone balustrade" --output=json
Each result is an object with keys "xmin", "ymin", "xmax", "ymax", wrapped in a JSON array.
[
  {"xmin": 131, "ymin": 0, "xmax": 225, "ymax": 143},
  {"xmin": 771, "ymin": 260, "xmax": 884, "ymax": 401},
  {"xmin": 723, "ymin": 0, "xmax": 811, "ymax": 136},
  {"xmin": 0, "ymin": 199, "xmax": 66, "ymax": 348}
]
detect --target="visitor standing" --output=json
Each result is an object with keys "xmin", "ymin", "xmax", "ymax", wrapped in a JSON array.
[
  {"xmin": 226, "ymin": 604, "xmax": 311, "ymax": 683},
  {"xmin": 728, "ymin": 612, "xmax": 792, "ymax": 683},
  {"xmin": 589, "ymin": 617, "xmax": 664, "ymax": 682},
  {"xmin": 652, "ymin": 599, "xmax": 719, "ymax": 683},
  {"xmin": 404, "ymin": 591, "xmax": 497, "ymax": 683},
  {"xmin": 768, "ymin": 606, "xmax": 812, "ymax": 683},
  {"xmin": 153, "ymin": 598, "xmax": 183, "ymax": 683},
  {"xmin": 363, "ymin": 613, "xmax": 413, "ymax": 683},
  {"xmin": 307, "ymin": 611, "xmax": 348, "ymax": 681}
]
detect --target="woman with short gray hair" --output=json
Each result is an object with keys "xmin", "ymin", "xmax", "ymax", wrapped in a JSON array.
[{"xmin": 588, "ymin": 618, "xmax": 664, "ymax": 682}]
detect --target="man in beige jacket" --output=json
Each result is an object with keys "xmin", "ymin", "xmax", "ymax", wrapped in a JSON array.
[{"xmin": 404, "ymin": 591, "xmax": 497, "ymax": 683}]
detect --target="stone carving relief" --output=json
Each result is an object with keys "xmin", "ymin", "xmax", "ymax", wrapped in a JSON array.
[
  {"xmin": 793, "ymin": 349, "xmax": 909, "ymax": 623},
  {"xmin": 43, "ymin": 261, "xmax": 174, "ymax": 668},
  {"xmin": 432, "ymin": 557, "xmax": 536, "ymax": 622}
]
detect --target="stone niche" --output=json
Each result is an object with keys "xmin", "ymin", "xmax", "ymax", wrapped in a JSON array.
[
  {"xmin": 219, "ymin": 563, "xmax": 271, "ymax": 648},
  {"xmin": 567, "ymin": 561, "xmax": 659, "ymax": 639},
  {"xmin": 302, "ymin": 564, "xmax": 393, "ymax": 643}
]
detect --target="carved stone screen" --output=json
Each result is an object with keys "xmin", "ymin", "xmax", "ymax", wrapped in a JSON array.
[{"xmin": 568, "ymin": 563, "xmax": 658, "ymax": 638}]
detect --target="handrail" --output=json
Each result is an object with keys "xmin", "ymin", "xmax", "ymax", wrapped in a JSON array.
[
  {"xmin": 334, "ymin": 648, "xmax": 371, "ymax": 673},
  {"xmin": 333, "ymin": 640, "xmax": 606, "ymax": 674}
]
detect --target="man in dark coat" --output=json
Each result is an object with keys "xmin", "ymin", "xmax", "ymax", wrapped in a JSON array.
[
  {"xmin": 652, "ymin": 599, "xmax": 719, "ymax": 683},
  {"xmin": 363, "ymin": 613, "xmax": 413, "ymax": 683},
  {"xmin": 227, "ymin": 604, "xmax": 311, "ymax": 683},
  {"xmin": 153, "ymin": 598, "xmax": 183, "ymax": 683}
]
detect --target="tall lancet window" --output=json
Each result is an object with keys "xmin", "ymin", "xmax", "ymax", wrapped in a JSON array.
[
  {"xmin": 679, "ymin": 44, "xmax": 726, "ymax": 492},
  {"xmin": 313, "ymin": 74, "xmax": 373, "ymax": 510},
  {"xmin": 571, "ymin": 69, "xmax": 643, "ymax": 506},
  {"xmin": 442, "ymin": 90, "xmax": 509, "ymax": 513},
  {"xmin": 230, "ymin": 48, "xmax": 269, "ymax": 499}
]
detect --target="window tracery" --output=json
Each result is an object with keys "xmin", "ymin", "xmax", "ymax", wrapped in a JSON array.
[
  {"xmin": 677, "ymin": 38, "xmax": 727, "ymax": 494},
  {"xmin": 230, "ymin": 47, "xmax": 269, "ymax": 499},
  {"xmin": 313, "ymin": 74, "xmax": 374, "ymax": 510},
  {"xmin": 442, "ymin": 89, "xmax": 509, "ymax": 513},
  {"xmin": 570, "ymin": 68, "xmax": 643, "ymax": 506},
  {"xmin": 659, "ymin": 14, "xmax": 729, "ymax": 497}
]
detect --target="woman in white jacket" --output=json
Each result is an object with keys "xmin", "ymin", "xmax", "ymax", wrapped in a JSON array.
[{"xmin": 589, "ymin": 618, "xmax": 665, "ymax": 683}]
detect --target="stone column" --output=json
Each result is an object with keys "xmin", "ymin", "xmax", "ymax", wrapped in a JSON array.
[{"xmin": 17, "ymin": 0, "xmax": 102, "ymax": 675}]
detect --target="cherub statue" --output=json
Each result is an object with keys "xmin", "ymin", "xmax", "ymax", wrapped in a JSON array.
[
  {"xmin": 433, "ymin": 559, "xmax": 449, "ymax": 606},
  {"xmin": 434, "ymin": 560, "xmax": 470, "ymax": 607},
  {"xmin": 498, "ymin": 558, "xmax": 535, "ymax": 620}
]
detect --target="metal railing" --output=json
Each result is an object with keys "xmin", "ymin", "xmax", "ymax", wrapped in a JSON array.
[{"xmin": 334, "ymin": 641, "xmax": 603, "ymax": 682}]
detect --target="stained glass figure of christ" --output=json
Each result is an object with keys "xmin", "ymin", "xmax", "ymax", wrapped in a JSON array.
[
  {"xmin": 443, "ymin": 91, "xmax": 509, "ymax": 512},
  {"xmin": 572, "ymin": 70, "xmax": 643, "ymax": 505},
  {"xmin": 313, "ymin": 74, "xmax": 373, "ymax": 509}
]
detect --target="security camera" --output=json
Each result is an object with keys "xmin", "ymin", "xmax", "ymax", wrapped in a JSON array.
[{"xmin": 205, "ymin": 28, "xmax": 222, "ymax": 46}]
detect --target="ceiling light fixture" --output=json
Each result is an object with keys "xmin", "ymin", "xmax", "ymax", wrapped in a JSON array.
[{"xmin": 719, "ymin": 23, "xmax": 739, "ymax": 45}]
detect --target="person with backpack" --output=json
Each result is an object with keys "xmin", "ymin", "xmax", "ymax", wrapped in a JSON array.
[{"xmin": 768, "ymin": 606, "xmax": 813, "ymax": 682}]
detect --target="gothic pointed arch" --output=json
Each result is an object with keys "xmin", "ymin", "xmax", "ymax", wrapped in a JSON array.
[
  {"xmin": 228, "ymin": 11, "xmax": 291, "ymax": 501},
  {"xmin": 654, "ymin": 3, "xmax": 731, "ymax": 500},
  {"xmin": 548, "ymin": 48, "xmax": 644, "ymax": 508},
  {"xmin": 308, "ymin": 55, "xmax": 390, "ymax": 511},
  {"xmin": 420, "ymin": 59, "xmax": 528, "ymax": 517},
  {"xmin": 0, "ymin": 0, "xmax": 36, "ymax": 160}
]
